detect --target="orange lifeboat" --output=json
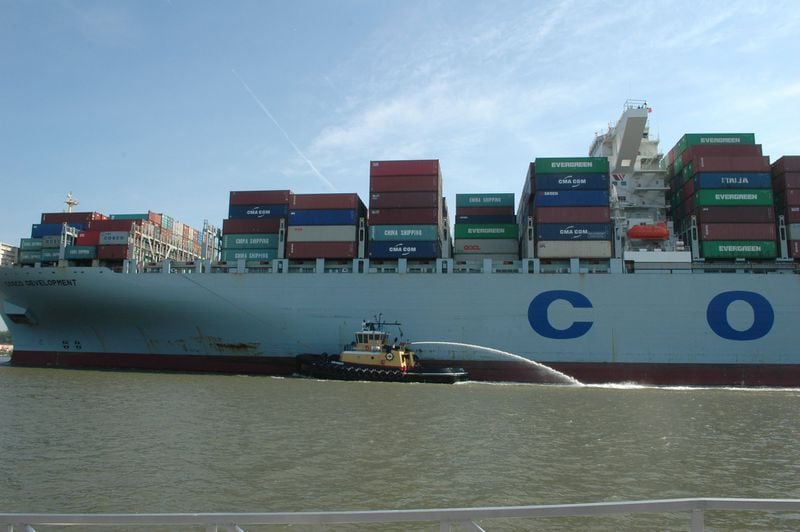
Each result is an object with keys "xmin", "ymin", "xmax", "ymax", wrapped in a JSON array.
[{"xmin": 627, "ymin": 222, "xmax": 669, "ymax": 241}]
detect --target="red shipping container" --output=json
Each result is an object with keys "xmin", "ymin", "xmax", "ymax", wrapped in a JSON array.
[
  {"xmin": 695, "ymin": 206, "xmax": 775, "ymax": 223},
  {"xmin": 222, "ymin": 218, "xmax": 282, "ymax": 234},
  {"xmin": 97, "ymin": 245, "xmax": 129, "ymax": 260},
  {"xmin": 532, "ymin": 206, "xmax": 610, "ymax": 224},
  {"xmin": 290, "ymin": 193, "xmax": 364, "ymax": 210},
  {"xmin": 149, "ymin": 211, "xmax": 162, "ymax": 226},
  {"xmin": 785, "ymin": 206, "xmax": 800, "ymax": 223},
  {"xmin": 370, "ymin": 191, "xmax": 439, "ymax": 209},
  {"xmin": 680, "ymin": 144, "xmax": 763, "ymax": 165},
  {"xmin": 41, "ymin": 212, "xmax": 107, "ymax": 224},
  {"xmin": 772, "ymin": 172, "xmax": 800, "ymax": 192},
  {"xmin": 370, "ymin": 160, "xmax": 439, "ymax": 177},
  {"xmin": 229, "ymin": 190, "xmax": 292, "ymax": 205},
  {"xmin": 688, "ymin": 155, "xmax": 770, "ymax": 175},
  {"xmin": 87, "ymin": 219, "xmax": 140, "ymax": 231},
  {"xmin": 286, "ymin": 241, "xmax": 357, "ymax": 259},
  {"xmin": 791, "ymin": 240, "xmax": 800, "ymax": 259},
  {"xmin": 369, "ymin": 174, "xmax": 441, "ymax": 193},
  {"xmin": 76, "ymin": 231, "xmax": 101, "ymax": 246},
  {"xmin": 700, "ymin": 223, "xmax": 776, "ymax": 241},
  {"xmin": 681, "ymin": 179, "xmax": 695, "ymax": 201},
  {"xmin": 772, "ymin": 156, "xmax": 800, "ymax": 176},
  {"xmin": 369, "ymin": 208, "xmax": 439, "ymax": 225},
  {"xmin": 776, "ymin": 189, "xmax": 800, "ymax": 207},
  {"xmin": 455, "ymin": 206, "xmax": 515, "ymax": 216}
]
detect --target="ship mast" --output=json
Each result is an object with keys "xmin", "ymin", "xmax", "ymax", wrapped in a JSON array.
[{"xmin": 64, "ymin": 192, "xmax": 79, "ymax": 213}]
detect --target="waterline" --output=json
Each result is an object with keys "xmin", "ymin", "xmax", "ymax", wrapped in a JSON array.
[{"xmin": 411, "ymin": 341, "xmax": 582, "ymax": 385}]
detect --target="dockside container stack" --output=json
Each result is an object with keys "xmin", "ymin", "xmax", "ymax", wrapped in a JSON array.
[
  {"xmin": 286, "ymin": 193, "xmax": 366, "ymax": 259},
  {"xmin": 771, "ymin": 156, "xmax": 800, "ymax": 259},
  {"xmin": 453, "ymin": 193, "xmax": 518, "ymax": 261}
]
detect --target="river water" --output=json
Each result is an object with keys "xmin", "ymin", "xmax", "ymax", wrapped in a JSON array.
[{"xmin": 1, "ymin": 359, "xmax": 799, "ymax": 530}]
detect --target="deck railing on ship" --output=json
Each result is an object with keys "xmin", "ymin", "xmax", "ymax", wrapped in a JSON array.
[{"xmin": 2, "ymin": 498, "xmax": 799, "ymax": 531}]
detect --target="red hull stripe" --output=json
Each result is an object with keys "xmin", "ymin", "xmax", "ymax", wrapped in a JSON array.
[{"xmin": 10, "ymin": 350, "xmax": 800, "ymax": 386}]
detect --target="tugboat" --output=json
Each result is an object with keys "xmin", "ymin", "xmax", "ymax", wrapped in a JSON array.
[{"xmin": 296, "ymin": 317, "xmax": 468, "ymax": 384}]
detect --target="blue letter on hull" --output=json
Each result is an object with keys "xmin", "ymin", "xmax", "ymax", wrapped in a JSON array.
[
  {"xmin": 529, "ymin": 290, "xmax": 593, "ymax": 339},
  {"xmin": 706, "ymin": 291, "xmax": 774, "ymax": 341}
]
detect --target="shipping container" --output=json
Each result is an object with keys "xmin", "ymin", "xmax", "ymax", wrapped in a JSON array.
[
  {"xmin": 286, "ymin": 225, "xmax": 357, "ymax": 242},
  {"xmin": 369, "ymin": 191, "xmax": 439, "ymax": 209},
  {"xmin": 785, "ymin": 207, "xmax": 800, "ymax": 224},
  {"xmin": 222, "ymin": 233, "xmax": 280, "ymax": 249},
  {"xmin": 87, "ymin": 219, "xmax": 140, "ymax": 232},
  {"xmin": 222, "ymin": 218, "xmax": 282, "ymax": 234},
  {"xmin": 454, "ymin": 224, "xmax": 518, "ymax": 240},
  {"xmin": 455, "ymin": 193, "xmax": 515, "ymax": 208},
  {"xmin": 19, "ymin": 238, "xmax": 43, "ymax": 251},
  {"xmin": 229, "ymin": 190, "xmax": 292, "ymax": 206},
  {"xmin": 368, "ymin": 225, "xmax": 440, "ymax": 242},
  {"xmin": 700, "ymin": 240, "xmax": 777, "ymax": 259},
  {"xmin": 532, "ymin": 190, "xmax": 609, "ymax": 208},
  {"xmin": 369, "ymin": 208, "xmax": 440, "ymax": 225},
  {"xmin": 680, "ymin": 144, "xmax": 763, "ymax": 165},
  {"xmin": 287, "ymin": 241, "xmax": 358, "ymax": 259},
  {"xmin": 536, "ymin": 240, "xmax": 612, "ymax": 259},
  {"xmin": 530, "ymin": 172, "xmax": 610, "ymax": 191},
  {"xmin": 453, "ymin": 253, "xmax": 519, "ymax": 262},
  {"xmin": 220, "ymin": 248, "xmax": 279, "ymax": 261},
  {"xmin": 693, "ymin": 189, "xmax": 773, "ymax": 207},
  {"xmin": 683, "ymin": 156, "xmax": 771, "ymax": 178},
  {"xmin": 288, "ymin": 209, "xmax": 359, "ymax": 226},
  {"xmin": 674, "ymin": 133, "xmax": 756, "ymax": 157},
  {"xmin": 75, "ymin": 231, "xmax": 100, "ymax": 246},
  {"xmin": 454, "ymin": 206, "xmax": 515, "ymax": 216},
  {"xmin": 64, "ymin": 245, "xmax": 97, "ymax": 259},
  {"xmin": 290, "ymin": 193, "xmax": 364, "ymax": 210},
  {"xmin": 110, "ymin": 213, "xmax": 149, "ymax": 220},
  {"xmin": 367, "ymin": 241, "xmax": 440, "ymax": 259},
  {"xmin": 97, "ymin": 245, "xmax": 129, "ymax": 260},
  {"xmin": 228, "ymin": 204, "xmax": 289, "ymax": 219},
  {"xmin": 99, "ymin": 231, "xmax": 130, "ymax": 245},
  {"xmin": 453, "ymin": 239, "xmax": 518, "ymax": 254},
  {"xmin": 369, "ymin": 174, "xmax": 441, "ymax": 193},
  {"xmin": 791, "ymin": 240, "xmax": 800, "ymax": 259},
  {"xmin": 455, "ymin": 214, "xmax": 517, "ymax": 224},
  {"xmin": 534, "ymin": 157, "xmax": 609, "ymax": 174},
  {"xmin": 693, "ymin": 172, "xmax": 771, "ymax": 189},
  {"xmin": 40, "ymin": 235, "xmax": 62, "ymax": 248},
  {"xmin": 31, "ymin": 223, "xmax": 81, "ymax": 238},
  {"xmin": 775, "ymin": 189, "xmax": 800, "ymax": 207},
  {"xmin": 370, "ymin": 160, "xmax": 440, "ymax": 177},
  {"xmin": 531, "ymin": 206, "xmax": 611, "ymax": 224},
  {"xmin": 695, "ymin": 206, "xmax": 775, "ymax": 224},
  {"xmin": 41, "ymin": 212, "xmax": 106, "ymax": 224},
  {"xmin": 700, "ymin": 223, "xmax": 776, "ymax": 241},
  {"xmin": 787, "ymin": 224, "xmax": 800, "ymax": 241},
  {"xmin": 771, "ymin": 156, "xmax": 800, "ymax": 176},
  {"xmin": 536, "ymin": 223, "xmax": 611, "ymax": 241},
  {"xmin": 40, "ymin": 249, "xmax": 60, "ymax": 261},
  {"xmin": 19, "ymin": 250, "xmax": 42, "ymax": 263},
  {"xmin": 772, "ymin": 172, "xmax": 800, "ymax": 192}
]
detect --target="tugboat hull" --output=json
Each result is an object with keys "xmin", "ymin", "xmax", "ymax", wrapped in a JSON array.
[{"xmin": 296, "ymin": 354, "xmax": 468, "ymax": 384}]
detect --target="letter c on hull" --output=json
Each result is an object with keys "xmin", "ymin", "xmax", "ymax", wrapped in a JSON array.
[
  {"xmin": 706, "ymin": 291, "xmax": 774, "ymax": 341},
  {"xmin": 528, "ymin": 290, "xmax": 593, "ymax": 339}
]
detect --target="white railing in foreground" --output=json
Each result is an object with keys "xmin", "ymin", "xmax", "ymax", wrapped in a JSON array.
[{"xmin": 2, "ymin": 498, "xmax": 799, "ymax": 531}]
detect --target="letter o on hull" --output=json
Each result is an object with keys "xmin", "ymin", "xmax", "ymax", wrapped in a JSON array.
[{"xmin": 706, "ymin": 291, "xmax": 774, "ymax": 341}]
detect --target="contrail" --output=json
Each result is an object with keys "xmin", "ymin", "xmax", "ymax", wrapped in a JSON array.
[{"xmin": 232, "ymin": 69, "xmax": 336, "ymax": 191}]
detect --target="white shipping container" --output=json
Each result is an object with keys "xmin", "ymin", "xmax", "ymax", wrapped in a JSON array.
[
  {"xmin": 453, "ymin": 253, "xmax": 519, "ymax": 262},
  {"xmin": 286, "ymin": 225, "xmax": 357, "ymax": 243},
  {"xmin": 788, "ymin": 223, "xmax": 800, "ymax": 241},
  {"xmin": 99, "ymin": 231, "xmax": 130, "ymax": 245},
  {"xmin": 453, "ymin": 238, "xmax": 518, "ymax": 254},
  {"xmin": 536, "ymin": 240, "xmax": 612, "ymax": 258}
]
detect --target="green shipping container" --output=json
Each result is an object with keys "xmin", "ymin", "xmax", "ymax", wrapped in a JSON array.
[
  {"xmin": 110, "ymin": 213, "xmax": 149, "ymax": 220},
  {"xmin": 19, "ymin": 250, "xmax": 42, "ymax": 263},
  {"xmin": 65, "ymin": 245, "xmax": 97, "ymax": 259},
  {"xmin": 675, "ymin": 133, "xmax": 756, "ymax": 157},
  {"xmin": 222, "ymin": 233, "xmax": 279, "ymax": 249},
  {"xmin": 369, "ymin": 225, "xmax": 440, "ymax": 241},
  {"xmin": 454, "ymin": 224, "xmax": 519, "ymax": 239},
  {"xmin": 455, "ymin": 193, "xmax": 515, "ymax": 208},
  {"xmin": 40, "ymin": 249, "xmax": 60, "ymax": 261},
  {"xmin": 701, "ymin": 240, "xmax": 777, "ymax": 259},
  {"xmin": 694, "ymin": 189, "xmax": 773, "ymax": 207},
  {"xmin": 534, "ymin": 157, "xmax": 609, "ymax": 174},
  {"xmin": 20, "ymin": 238, "xmax": 43, "ymax": 250},
  {"xmin": 221, "ymin": 249, "xmax": 278, "ymax": 261}
]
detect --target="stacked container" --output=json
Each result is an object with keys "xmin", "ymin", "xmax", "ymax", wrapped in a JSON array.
[
  {"xmin": 367, "ymin": 160, "xmax": 443, "ymax": 259},
  {"xmin": 771, "ymin": 156, "xmax": 800, "ymax": 259},
  {"xmin": 18, "ymin": 212, "xmax": 104, "ymax": 264},
  {"xmin": 667, "ymin": 134, "xmax": 776, "ymax": 259},
  {"xmin": 285, "ymin": 193, "xmax": 365, "ymax": 259},
  {"xmin": 453, "ymin": 193, "xmax": 518, "ymax": 261},
  {"xmin": 222, "ymin": 190, "xmax": 290, "ymax": 262},
  {"xmin": 518, "ymin": 157, "xmax": 612, "ymax": 259}
]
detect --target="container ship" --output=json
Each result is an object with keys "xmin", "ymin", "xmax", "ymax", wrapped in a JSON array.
[{"xmin": 2, "ymin": 101, "xmax": 800, "ymax": 386}]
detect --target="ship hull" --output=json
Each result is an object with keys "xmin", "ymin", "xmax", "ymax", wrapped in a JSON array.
[{"xmin": 2, "ymin": 266, "xmax": 800, "ymax": 386}]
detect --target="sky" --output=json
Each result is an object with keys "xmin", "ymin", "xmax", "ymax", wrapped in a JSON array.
[{"xmin": 1, "ymin": 0, "xmax": 800, "ymax": 246}]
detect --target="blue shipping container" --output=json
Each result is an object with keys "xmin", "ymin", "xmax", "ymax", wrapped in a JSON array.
[
  {"xmin": 532, "ymin": 190, "xmax": 609, "ymax": 208},
  {"xmin": 31, "ymin": 223, "xmax": 85, "ymax": 238},
  {"xmin": 228, "ymin": 204, "xmax": 289, "ymax": 219},
  {"xmin": 368, "ymin": 241, "xmax": 441, "ymax": 259},
  {"xmin": 536, "ymin": 223, "xmax": 611, "ymax": 241},
  {"xmin": 532, "ymin": 173, "xmax": 609, "ymax": 191},
  {"xmin": 694, "ymin": 172, "xmax": 772, "ymax": 190},
  {"xmin": 455, "ymin": 215, "xmax": 517, "ymax": 224},
  {"xmin": 288, "ymin": 209, "xmax": 358, "ymax": 226}
]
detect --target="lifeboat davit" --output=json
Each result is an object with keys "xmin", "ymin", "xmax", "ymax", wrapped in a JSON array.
[{"xmin": 627, "ymin": 222, "xmax": 669, "ymax": 241}]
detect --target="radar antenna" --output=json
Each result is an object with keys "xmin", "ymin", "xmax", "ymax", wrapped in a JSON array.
[{"xmin": 64, "ymin": 192, "xmax": 79, "ymax": 213}]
